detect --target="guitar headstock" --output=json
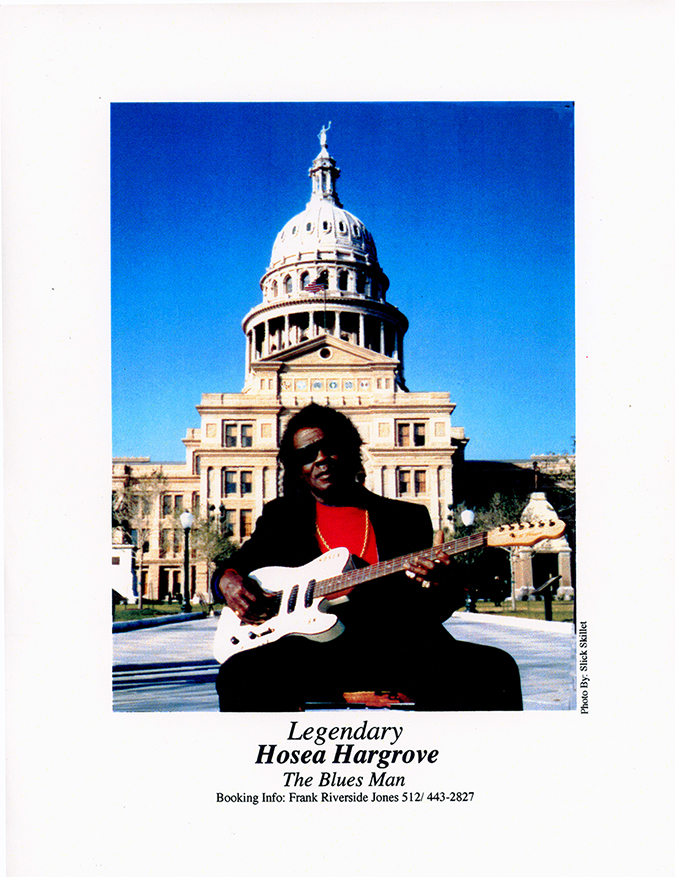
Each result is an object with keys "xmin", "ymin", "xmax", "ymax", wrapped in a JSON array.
[{"xmin": 486, "ymin": 519, "xmax": 566, "ymax": 547}]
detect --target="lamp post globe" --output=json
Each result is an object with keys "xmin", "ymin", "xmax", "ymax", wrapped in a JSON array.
[
  {"xmin": 179, "ymin": 511, "xmax": 195, "ymax": 613},
  {"xmin": 460, "ymin": 509, "xmax": 476, "ymax": 613},
  {"xmin": 460, "ymin": 509, "xmax": 475, "ymax": 528},
  {"xmin": 179, "ymin": 511, "xmax": 195, "ymax": 530}
]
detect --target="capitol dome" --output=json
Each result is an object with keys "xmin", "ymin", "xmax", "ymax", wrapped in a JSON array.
[
  {"xmin": 270, "ymin": 200, "xmax": 378, "ymax": 269},
  {"xmin": 242, "ymin": 126, "xmax": 407, "ymax": 388},
  {"xmin": 258, "ymin": 127, "xmax": 389, "ymax": 304}
]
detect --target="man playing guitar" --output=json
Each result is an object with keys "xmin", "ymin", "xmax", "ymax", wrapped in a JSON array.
[{"xmin": 213, "ymin": 404, "xmax": 523, "ymax": 711}]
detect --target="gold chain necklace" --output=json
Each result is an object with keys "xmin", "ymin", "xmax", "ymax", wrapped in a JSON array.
[{"xmin": 316, "ymin": 508, "xmax": 370, "ymax": 558}]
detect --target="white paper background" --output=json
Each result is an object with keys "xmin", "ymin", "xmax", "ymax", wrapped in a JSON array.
[{"xmin": 3, "ymin": 2, "xmax": 673, "ymax": 874}]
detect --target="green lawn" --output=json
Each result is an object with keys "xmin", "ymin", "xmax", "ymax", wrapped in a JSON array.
[
  {"xmin": 115, "ymin": 599, "xmax": 575, "ymax": 624},
  {"xmin": 113, "ymin": 601, "xmax": 202, "ymax": 621},
  {"xmin": 459, "ymin": 599, "xmax": 575, "ymax": 623}
]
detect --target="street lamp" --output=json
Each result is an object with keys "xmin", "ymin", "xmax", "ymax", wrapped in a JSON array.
[
  {"xmin": 179, "ymin": 510, "xmax": 195, "ymax": 613},
  {"xmin": 460, "ymin": 509, "xmax": 476, "ymax": 612}
]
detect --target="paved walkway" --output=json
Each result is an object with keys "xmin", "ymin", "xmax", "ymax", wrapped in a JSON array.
[
  {"xmin": 446, "ymin": 613, "xmax": 577, "ymax": 710},
  {"xmin": 113, "ymin": 610, "xmax": 577, "ymax": 712}
]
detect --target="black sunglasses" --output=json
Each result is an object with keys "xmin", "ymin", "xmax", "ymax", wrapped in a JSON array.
[{"xmin": 294, "ymin": 438, "xmax": 337, "ymax": 466}]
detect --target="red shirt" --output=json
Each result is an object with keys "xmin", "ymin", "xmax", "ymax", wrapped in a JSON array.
[{"xmin": 315, "ymin": 503, "xmax": 379, "ymax": 565}]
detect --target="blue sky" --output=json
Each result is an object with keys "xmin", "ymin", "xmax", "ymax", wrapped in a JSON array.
[{"xmin": 111, "ymin": 102, "xmax": 574, "ymax": 462}]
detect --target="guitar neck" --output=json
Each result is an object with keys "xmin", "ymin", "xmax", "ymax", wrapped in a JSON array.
[{"xmin": 315, "ymin": 532, "xmax": 488, "ymax": 599}]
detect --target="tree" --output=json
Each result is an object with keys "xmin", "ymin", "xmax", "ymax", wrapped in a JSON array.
[
  {"xmin": 454, "ymin": 492, "xmax": 527, "ymax": 536},
  {"xmin": 112, "ymin": 466, "xmax": 167, "ymax": 610},
  {"xmin": 189, "ymin": 505, "xmax": 239, "ymax": 602},
  {"xmin": 447, "ymin": 493, "xmax": 526, "ymax": 602}
]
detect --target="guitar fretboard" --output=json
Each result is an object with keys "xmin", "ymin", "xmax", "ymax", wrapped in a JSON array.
[{"xmin": 314, "ymin": 532, "xmax": 488, "ymax": 598}]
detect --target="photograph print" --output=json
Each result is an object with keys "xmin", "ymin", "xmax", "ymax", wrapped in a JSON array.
[{"xmin": 111, "ymin": 101, "xmax": 575, "ymax": 713}]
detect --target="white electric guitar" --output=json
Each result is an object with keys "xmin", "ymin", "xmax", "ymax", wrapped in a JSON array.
[{"xmin": 213, "ymin": 519, "xmax": 566, "ymax": 664}]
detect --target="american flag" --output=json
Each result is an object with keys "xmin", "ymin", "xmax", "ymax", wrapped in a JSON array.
[{"xmin": 304, "ymin": 281, "xmax": 326, "ymax": 294}]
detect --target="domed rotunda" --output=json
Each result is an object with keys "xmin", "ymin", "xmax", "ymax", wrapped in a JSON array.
[{"xmin": 242, "ymin": 125, "xmax": 408, "ymax": 387}]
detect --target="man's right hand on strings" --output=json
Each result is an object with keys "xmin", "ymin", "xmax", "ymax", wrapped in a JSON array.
[{"xmin": 217, "ymin": 569, "xmax": 277, "ymax": 624}]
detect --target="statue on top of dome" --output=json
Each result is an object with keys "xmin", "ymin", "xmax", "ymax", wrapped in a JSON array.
[{"xmin": 319, "ymin": 121, "xmax": 332, "ymax": 148}]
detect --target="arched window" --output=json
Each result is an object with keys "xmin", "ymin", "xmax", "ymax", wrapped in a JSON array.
[
  {"xmin": 318, "ymin": 270, "xmax": 329, "ymax": 287},
  {"xmin": 300, "ymin": 272, "xmax": 309, "ymax": 290},
  {"xmin": 284, "ymin": 275, "xmax": 293, "ymax": 295},
  {"xmin": 271, "ymin": 280, "xmax": 278, "ymax": 298},
  {"xmin": 356, "ymin": 273, "xmax": 366, "ymax": 295},
  {"xmin": 338, "ymin": 270, "xmax": 349, "ymax": 291}
]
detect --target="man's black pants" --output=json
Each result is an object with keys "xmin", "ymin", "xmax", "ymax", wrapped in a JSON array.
[{"xmin": 215, "ymin": 622, "xmax": 523, "ymax": 711}]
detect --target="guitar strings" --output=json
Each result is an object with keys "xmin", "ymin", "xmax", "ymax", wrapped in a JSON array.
[{"xmin": 314, "ymin": 532, "xmax": 488, "ymax": 598}]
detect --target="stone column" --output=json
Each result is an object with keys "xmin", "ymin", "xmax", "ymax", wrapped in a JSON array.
[
  {"xmin": 514, "ymin": 548, "xmax": 535, "ymax": 600},
  {"xmin": 443, "ymin": 466, "xmax": 454, "ymax": 512},
  {"xmin": 430, "ymin": 466, "xmax": 441, "ymax": 530},
  {"xmin": 255, "ymin": 466, "xmax": 264, "ymax": 515},
  {"xmin": 557, "ymin": 549, "xmax": 575, "ymax": 599},
  {"xmin": 381, "ymin": 466, "xmax": 395, "ymax": 500}
]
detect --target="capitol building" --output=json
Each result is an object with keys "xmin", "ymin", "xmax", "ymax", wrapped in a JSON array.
[
  {"xmin": 113, "ymin": 128, "xmax": 468, "ymax": 600},
  {"xmin": 112, "ymin": 127, "xmax": 571, "ymax": 603}
]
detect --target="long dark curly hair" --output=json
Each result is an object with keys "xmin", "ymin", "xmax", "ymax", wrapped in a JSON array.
[{"xmin": 278, "ymin": 404, "xmax": 364, "ymax": 498}]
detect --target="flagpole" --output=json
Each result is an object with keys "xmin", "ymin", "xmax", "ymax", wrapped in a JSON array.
[{"xmin": 323, "ymin": 282, "xmax": 327, "ymax": 331}]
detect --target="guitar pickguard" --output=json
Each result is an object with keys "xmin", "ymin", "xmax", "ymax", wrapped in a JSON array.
[{"xmin": 213, "ymin": 548, "xmax": 350, "ymax": 664}]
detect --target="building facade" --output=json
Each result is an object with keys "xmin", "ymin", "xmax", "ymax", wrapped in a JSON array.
[{"xmin": 113, "ymin": 130, "xmax": 468, "ymax": 601}]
